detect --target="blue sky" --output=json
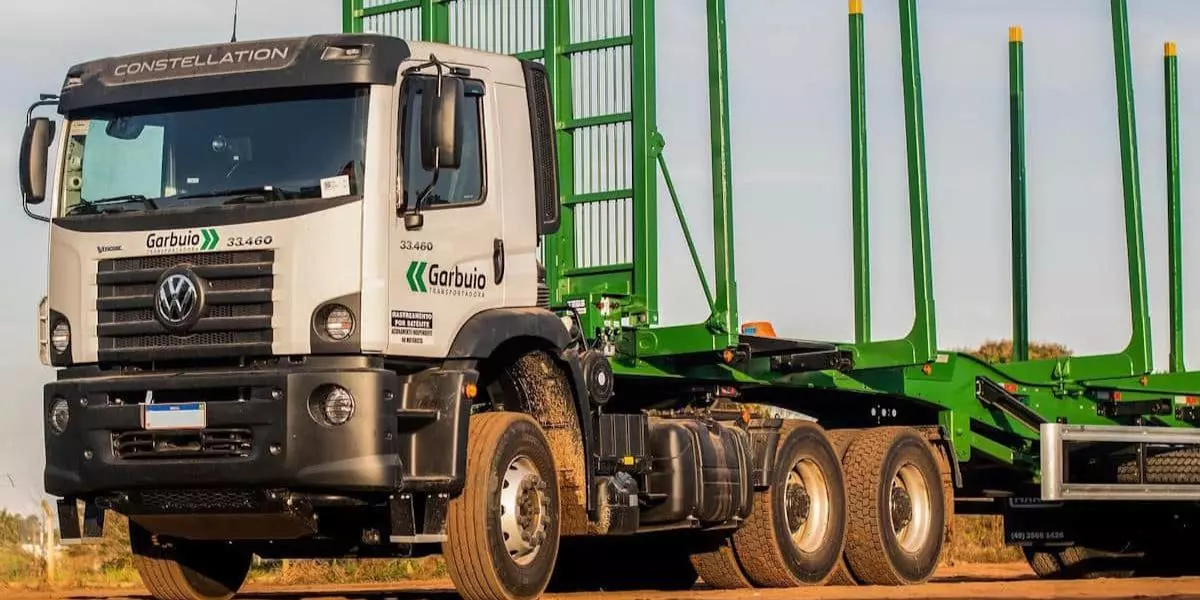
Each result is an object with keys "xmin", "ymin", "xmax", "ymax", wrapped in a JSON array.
[{"xmin": 3, "ymin": 0, "xmax": 1200, "ymax": 512}]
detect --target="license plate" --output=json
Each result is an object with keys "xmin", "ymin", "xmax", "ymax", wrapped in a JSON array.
[{"xmin": 142, "ymin": 402, "xmax": 207, "ymax": 430}]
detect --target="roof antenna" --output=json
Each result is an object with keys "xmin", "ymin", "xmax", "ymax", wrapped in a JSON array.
[{"xmin": 230, "ymin": 0, "xmax": 240, "ymax": 42}]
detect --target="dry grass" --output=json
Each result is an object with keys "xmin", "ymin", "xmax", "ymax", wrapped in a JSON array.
[{"xmin": 944, "ymin": 515, "xmax": 1022, "ymax": 565}]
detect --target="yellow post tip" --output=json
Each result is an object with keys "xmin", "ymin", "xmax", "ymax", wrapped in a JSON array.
[
  {"xmin": 1009, "ymin": 26, "xmax": 1023, "ymax": 43},
  {"xmin": 1166, "ymin": 42, "xmax": 1178, "ymax": 57},
  {"xmin": 849, "ymin": 0, "xmax": 863, "ymax": 15}
]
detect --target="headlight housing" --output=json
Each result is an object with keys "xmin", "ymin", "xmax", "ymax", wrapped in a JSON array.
[
  {"xmin": 322, "ymin": 305, "xmax": 355, "ymax": 341},
  {"xmin": 50, "ymin": 320, "xmax": 70, "ymax": 354},
  {"xmin": 49, "ymin": 397, "xmax": 69, "ymax": 435},
  {"xmin": 309, "ymin": 385, "xmax": 355, "ymax": 426}
]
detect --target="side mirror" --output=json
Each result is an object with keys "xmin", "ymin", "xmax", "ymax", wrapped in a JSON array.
[
  {"xmin": 420, "ymin": 76, "xmax": 463, "ymax": 171},
  {"xmin": 20, "ymin": 118, "xmax": 55, "ymax": 206}
]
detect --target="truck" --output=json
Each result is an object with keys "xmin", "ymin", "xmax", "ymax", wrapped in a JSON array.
[{"xmin": 19, "ymin": 0, "xmax": 1200, "ymax": 599}]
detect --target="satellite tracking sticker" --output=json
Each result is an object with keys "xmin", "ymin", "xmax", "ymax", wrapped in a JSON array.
[
  {"xmin": 392, "ymin": 310, "xmax": 434, "ymax": 345},
  {"xmin": 321, "ymin": 175, "xmax": 351, "ymax": 199}
]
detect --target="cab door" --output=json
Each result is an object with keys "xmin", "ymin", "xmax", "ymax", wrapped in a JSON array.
[{"xmin": 387, "ymin": 68, "xmax": 504, "ymax": 358}]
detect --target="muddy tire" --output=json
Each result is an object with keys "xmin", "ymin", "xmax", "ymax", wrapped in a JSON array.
[
  {"xmin": 444, "ymin": 412, "xmax": 561, "ymax": 600},
  {"xmin": 824, "ymin": 428, "xmax": 861, "ymax": 586},
  {"xmin": 843, "ymin": 427, "xmax": 946, "ymax": 586},
  {"xmin": 691, "ymin": 535, "xmax": 753, "ymax": 589},
  {"xmin": 129, "ymin": 522, "xmax": 251, "ymax": 600},
  {"xmin": 1022, "ymin": 545, "xmax": 1137, "ymax": 580},
  {"xmin": 731, "ymin": 421, "xmax": 847, "ymax": 587}
]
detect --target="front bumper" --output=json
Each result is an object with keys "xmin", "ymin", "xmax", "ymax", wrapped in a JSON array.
[{"xmin": 43, "ymin": 357, "xmax": 412, "ymax": 498}]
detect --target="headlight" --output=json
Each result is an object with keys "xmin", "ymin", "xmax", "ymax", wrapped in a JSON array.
[
  {"xmin": 309, "ymin": 385, "xmax": 355, "ymax": 426},
  {"xmin": 49, "ymin": 398, "xmax": 69, "ymax": 435},
  {"xmin": 51, "ymin": 321, "xmax": 70, "ymax": 354},
  {"xmin": 322, "ymin": 305, "xmax": 355, "ymax": 341}
]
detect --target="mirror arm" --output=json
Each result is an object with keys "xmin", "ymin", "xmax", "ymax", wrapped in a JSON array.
[{"xmin": 22, "ymin": 95, "xmax": 59, "ymax": 223}]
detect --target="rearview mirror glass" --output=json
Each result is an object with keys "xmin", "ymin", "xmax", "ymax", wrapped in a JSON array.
[
  {"xmin": 20, "ymin": 117, "xmax": 55, "ymax": 205},
  {"xmin": 420, "ymin": 76, "xmax": 463, "ymax": 171}
]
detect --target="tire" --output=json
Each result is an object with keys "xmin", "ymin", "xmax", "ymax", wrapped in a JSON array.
[
  {"xmin": 843, "ymin": 427, "xmax": 946, "ymax": 586},
  {"xmin": 1022, "ymin": 545, "xmax": 1137, "ymax": 580},
  {"xmin": 690, "ymin": 535, "xmax": 752, "ymax": 590},
  {"xmin": 824, "ymin": 429, "xmax": 860, "ymax": 586},
  {"xmin": 548, "ymin": 534, "xmax": 698, "ymax": 592},
  {"xmin": 731, "ymin": 421, "xmax": 847, "ymax": 587},
  {"xmin": 444, "ymin": 412, "xmax": 561, "ymax": 600},
  {"xmin": 1116, "ymin": 448, "xmax": 1200, "ymax": 484},
  {"xmin": 129, "ymin": 522, "xmax": 252, "ymax": 600}
]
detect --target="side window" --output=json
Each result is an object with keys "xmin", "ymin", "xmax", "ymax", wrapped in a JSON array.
[{"xmin": 399, "ymin": 76, "xmax": 485, "ymax": 209}]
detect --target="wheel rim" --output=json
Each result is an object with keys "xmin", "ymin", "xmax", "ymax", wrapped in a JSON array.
[
  {"xmin": 499, "ymin": 454, "xmax": 549, "ymax": 566},
  {"xmin": 785, "ymin": 458, "xmax": 830, "ymax": 554},
  {"xmin": 891, "ymin": 463, "xmax": 932, "ymax": 553}
]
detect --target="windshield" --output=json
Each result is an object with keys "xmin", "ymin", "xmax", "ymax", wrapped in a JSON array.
[{"xmin": 57, "ymin": 86, "xmax": 369, "ymax": 217}]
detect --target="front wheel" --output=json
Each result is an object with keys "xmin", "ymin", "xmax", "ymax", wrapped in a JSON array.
[
  {"xmin": 444, "ymin": 412, "xmax": 561, "ymax": 600},
  {"xmin": 129, "ymin": 522, "xmax": 252, "ymax": 600}
]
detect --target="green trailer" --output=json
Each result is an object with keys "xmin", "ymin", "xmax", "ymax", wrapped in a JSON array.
[
  {"xmin": 345, "ymin": 0, "xmax": 1200, "ymax": 584},
  {"xmin": 19, "ymin": 1, "xmax": 1200, "ymax": 599}
]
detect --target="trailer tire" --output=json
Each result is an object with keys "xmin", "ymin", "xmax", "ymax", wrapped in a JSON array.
[
  {"xmin": 843, "ymin": 427, "xmax": 945, "ymax": 586},
  {"xmin": 1115, "ymin": 448, "xmax": 1200, "ymax": 484},
  {"xmin": 1022, "ymin": 545, "xmax": 1136, "ymax": 580},
  {"xmin": 824, "ymin": 428, "xmax": 861, "ymax": 586},
  {"xmin": 731, "ymin": 421, "xmax": 847, "ymax": 587},
  {"xmin": 129, "ymin": 522, "xmax": 251, "ymax": 600},
  {"xmin": 444, "ymin": 412, "xmax": 561, "ymax": 600}
]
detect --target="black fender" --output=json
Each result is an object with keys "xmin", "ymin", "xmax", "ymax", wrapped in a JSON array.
[
  {"xmin": 449, "ymin": 307, "xmax": 596, "ymax": 513},
  {"xmin": 447, "ymin": 307, "xmax": 571, "ymax": 359}
]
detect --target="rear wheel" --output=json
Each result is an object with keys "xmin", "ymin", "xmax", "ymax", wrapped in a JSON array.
[
  {"xmin": 690, "ymin": 534, "xmax": 752, "ymax": 589},
  {"xmin": 731, "ymin": 421, "xmax": 847, "ymax": 587},
  {"xmin": 843, "ymin": 427, "xmax": 945, "ymax": 585},
  {"xmin": 129, "ymin": 522, "xmax": 252, "ymax": 600},
  {"xmin": 824, "ymin": 428, "xmax": 860, "ymax": 586},
  {"xmin": 1022, "ymin": 545, "xmax": 1137, "ymax": 580},
  {"xmin": 444, "ymin": 412, "xmax": 561, "ymax": 600}
]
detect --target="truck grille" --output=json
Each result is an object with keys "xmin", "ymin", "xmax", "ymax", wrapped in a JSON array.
[
  {"xmin": 97, "ymin": 251, "xmax": 274, "ymax": 362},
  {"xmin": 113, "ymin": 428, "xmax": 253, "ymax": 461}
]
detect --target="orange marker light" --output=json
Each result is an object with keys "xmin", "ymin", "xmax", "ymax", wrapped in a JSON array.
[
  {"xmin": 722, "ymin": 349, "xmax": 736, "ymax": 364},
  {"xmin": 464, "ymin": 382, "xmax": 478, "ymax": 399}
]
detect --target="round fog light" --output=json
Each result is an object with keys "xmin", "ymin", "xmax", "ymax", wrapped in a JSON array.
[
  {"xmin": 322, "ymin": 306, "xmax": 355, "ymax": 341},
  {"xmin": 49, "ymin": 398, "xmax": 70, "ymax": 434},
  {"xmin": 51, "ymin": 321, "xmax": 70, "ymax": 353},
  {"xmin": 310, "ymin": 385, "xmax": 355, "ymax": 426}
]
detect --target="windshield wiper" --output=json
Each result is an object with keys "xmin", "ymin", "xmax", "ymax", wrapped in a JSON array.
[
  {"xmin": 66, "ymin": 194, "xmax": 158, "ymax": 215},
  {"xmin": 177, "ymin": 186, "xmax": 288, "ymax": 205}
]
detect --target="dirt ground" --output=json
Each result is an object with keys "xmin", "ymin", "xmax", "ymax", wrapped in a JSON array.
[{"xmin": 10, "ymin": 563, "xmax": 1200, "ymax": 600}]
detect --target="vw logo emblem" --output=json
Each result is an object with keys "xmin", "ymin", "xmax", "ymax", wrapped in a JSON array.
[{"xmin": 155, "ymin": 270, "xmax": 203, "ymax": 331}]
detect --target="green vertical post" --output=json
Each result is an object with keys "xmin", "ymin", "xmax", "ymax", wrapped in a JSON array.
[
  {"xmin": 706, "ymin": 0, "xmax": 738, "ymax": 334},
  {"xmin": 543, "ymin": 0, "xmax": 574, "ymax": 305},
  {"xmin": 1110, "ymin": 0, "xmax": 1153, "ymax": 374},
  {"xmin": 420, "ymin": 0, "xmax": 449, "ymax": 42},
  {"xmin": 631, "ymin": 0, "xmax": 659, "ymax": 324},
  {"xmin": 849, "ymin": 0, "xmax": 871, "ymax": 344},
  {"xmin": 1009, "ymin": 27, "xmax": 1029, "ymax": 362},
  {"xmin": 1166, "ymin": 41, "xmax": 1185, "ymax": 372},
  {"xmin": 343, "ymin": 0, "xmax": 362, "ymax": 33},
  {"xmin": 898, "ymin": 0, "xmax": 937, "ymax": 363}
]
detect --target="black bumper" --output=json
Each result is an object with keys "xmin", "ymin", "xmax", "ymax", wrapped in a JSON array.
[{"xmin": 44, "ymin": 357, "xmax": 475, "ymax": 501}]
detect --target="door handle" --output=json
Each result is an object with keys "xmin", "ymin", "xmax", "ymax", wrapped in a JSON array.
[{"xmin": 493, "ymin": 238, "xmax": 505, "ymax": 285}]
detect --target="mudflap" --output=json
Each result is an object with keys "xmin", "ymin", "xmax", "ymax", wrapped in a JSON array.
[{"xmin": 1001, "ymin": 497, "xmax": 1073, "ymax": 547}]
